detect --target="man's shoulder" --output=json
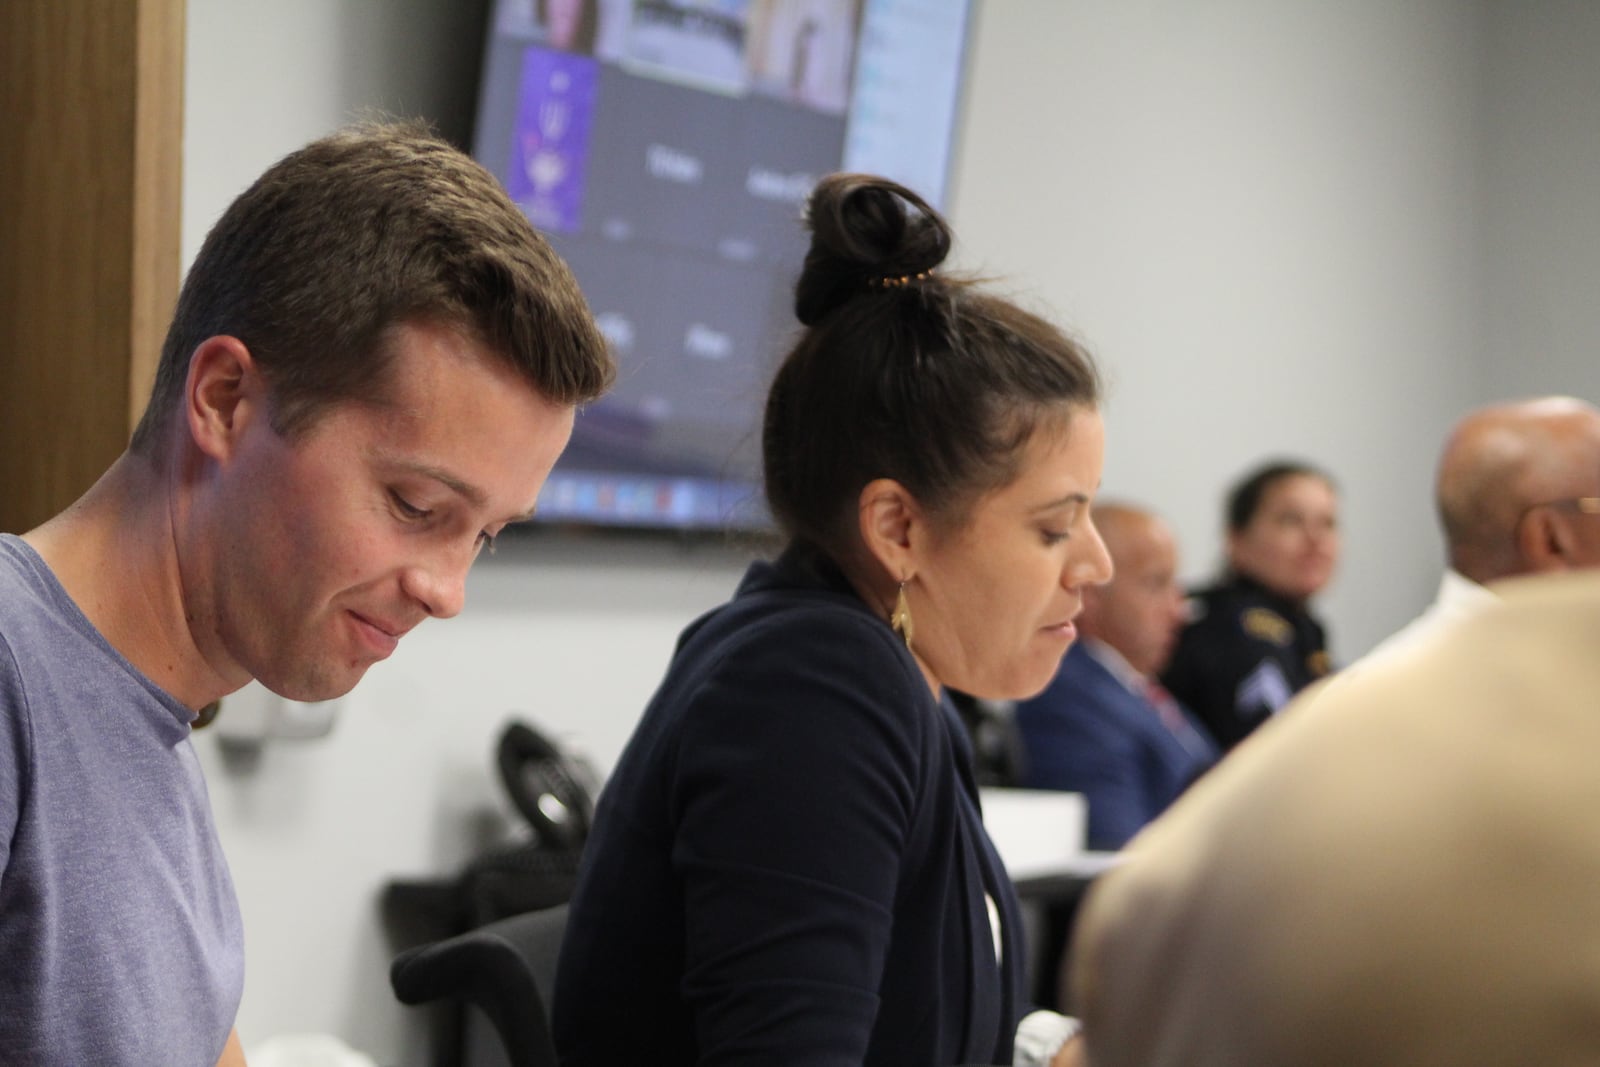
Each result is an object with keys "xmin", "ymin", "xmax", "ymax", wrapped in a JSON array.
[
  {"xmin": 0, "ymin": 536, "xmax": 65, "ymax": 628},
  {"xmin": 1342, "ymin": 570, "xmax": 1498, "ymax": 677},
  {"xmin": 0, "ymin": 539, "xmax": 55, "ymax": 683},
  {"xmin": 1073, "ymin": 570, "xmax": 1600, "ymax": 1067},
  {"xmin": 0, "ymin": 536, "xmax": 149, "ymax": 735},
  {"xmin": 0, "ymin": 535, "xmax": 39, "ymax": 594},
  {"xmin": 1021, "ymin": 649, "xmax": 1150, "ymax": 728},
  {"xmin": 0, "ymin": 537, "xmax": 87, "ymax": 667}
]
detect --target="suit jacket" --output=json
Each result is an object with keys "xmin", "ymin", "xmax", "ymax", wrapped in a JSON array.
[
  {"xmin": 1015, "ymin": 641, "xmax": 1216, "ymax": 850},
  {"xmin": 1071, "ymin": 569, "xmax": 1600, "ymax": 1067},
  {"xmin": 554, "ymin": 544, "xmax": 1027, "ymax": 1067}
]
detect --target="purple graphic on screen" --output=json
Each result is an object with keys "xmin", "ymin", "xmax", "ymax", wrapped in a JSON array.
[{"xmin": 507, "ymin": 47, "xmax": 598, "ymax": 233}]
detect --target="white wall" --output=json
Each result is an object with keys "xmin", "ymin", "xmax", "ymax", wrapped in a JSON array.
[
  {"xmin": 179, "ymin": 1, "xmax": 1600, "ymax": 1062},
  {"xmin": 1481, "ymin": 0, "xmax": 1600, "ymax": 400},
  {"xmin": 948, "ymin": 1, "xmax": 1485, "ymax": 658}
]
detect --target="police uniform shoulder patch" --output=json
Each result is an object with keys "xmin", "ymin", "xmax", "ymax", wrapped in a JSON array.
[{"xmin": 1241, "ymin": 606, "xmax": 1292, "ymax": 646}]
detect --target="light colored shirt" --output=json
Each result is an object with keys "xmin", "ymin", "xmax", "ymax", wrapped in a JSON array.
[
  {"xmin": 1070, "ymin": 569, "xmax": 1600, "ymax": 1066},
  {"xmin": 1348, "ymin": 569, "xmax": 1499, "ymax": 674}
]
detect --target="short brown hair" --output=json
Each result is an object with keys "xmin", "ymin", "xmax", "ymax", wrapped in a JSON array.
[
  {"xmin": 131, "ymin": 120, "xmax": 613, "ymax": 453},
  {"xmin": 763, "ymin": 174, "xmax": 1100, "ymax": 555}
]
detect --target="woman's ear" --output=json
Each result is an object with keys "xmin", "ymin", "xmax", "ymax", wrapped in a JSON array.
[
  {"xmin": 184, "ymin": 336, "xmax": 262, "ymax": 462},
  {"xmin": 857, "ymin": 477, "xmax": 921, "ymax": 580},
  {"xmin": 1222, "ymin": 529, "xmax": 1243, "ymax": 572}
]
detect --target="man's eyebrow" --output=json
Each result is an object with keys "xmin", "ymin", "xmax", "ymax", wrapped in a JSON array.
[
  {"xmin": 393, "ymin": 459, "xmax": 488, "ymax": 510},
  {"xmin": 388, "ymin": 457, "xmax": 540, "ymax": 522}
]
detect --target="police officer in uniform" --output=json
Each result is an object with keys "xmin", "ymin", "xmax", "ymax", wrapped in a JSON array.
[{"xmin": 1162, "ymin": 461, "xmax": 1339, "ymax": 751}]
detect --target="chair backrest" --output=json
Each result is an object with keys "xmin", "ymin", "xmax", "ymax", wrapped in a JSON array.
[{"xmin": 390, "ymin": 903, "xmax": 570, "ymax": 1067}]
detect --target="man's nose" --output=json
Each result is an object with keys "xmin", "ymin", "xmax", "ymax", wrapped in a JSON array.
[{"xmin": 401, "ymin": 548, "xmax": 472, "ymax": 620}]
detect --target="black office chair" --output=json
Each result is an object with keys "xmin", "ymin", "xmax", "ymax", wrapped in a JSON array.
[
  {"xmin": 946, "ymin": 690, "xmax": 1028, "ymax": 787},
  {"xmin": 390, "ymin": 902, "xmax": 570, "ymax": 1067}
]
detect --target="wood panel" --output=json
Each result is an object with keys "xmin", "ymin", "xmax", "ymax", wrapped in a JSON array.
[
  {"xmin": 131, "ymin": 0, "xmax": 186, "ymax": 431},
  {"xmin": 0, "ymin": 0, "xmax": 184, "ymax": 534}
]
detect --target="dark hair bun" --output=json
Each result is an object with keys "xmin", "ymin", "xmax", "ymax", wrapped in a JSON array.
[{"xmin": 794, "ymin": 173, "xmax": 953, "ymax": 326}]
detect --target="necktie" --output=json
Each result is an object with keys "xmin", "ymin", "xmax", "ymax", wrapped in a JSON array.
[
  {"xmin": 1144, "ymin": 678, "xmax": 1187, "ymax": 734},
  {"xmin": 1145, "ymin": 678, "xmax": 1214, "ymax": 761}
]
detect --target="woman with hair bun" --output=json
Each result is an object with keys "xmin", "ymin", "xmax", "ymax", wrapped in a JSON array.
[{"xmin": 554, "ymin": 174, "xmax": 1110, "ymax": 1067}]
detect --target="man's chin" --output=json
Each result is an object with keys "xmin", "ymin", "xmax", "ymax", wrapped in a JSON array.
[{"xmin": 259, "ymin": 664, "xmax": 367, "ymax": 704}]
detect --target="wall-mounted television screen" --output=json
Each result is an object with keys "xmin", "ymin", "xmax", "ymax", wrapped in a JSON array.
[{"xmin": 472, "ymin": 0, "xmax": 974, "ymax": 531}]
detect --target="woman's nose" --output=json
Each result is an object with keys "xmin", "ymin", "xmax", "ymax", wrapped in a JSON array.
[{"xmin": 1071, "ymin": 522, "xmax": 1115, "ymax": 588}]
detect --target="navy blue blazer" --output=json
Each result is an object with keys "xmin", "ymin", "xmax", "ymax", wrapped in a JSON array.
[
  {"xmin": 554, "ymin": 546, "xmax": 1027, "ymax": 1066},
  {"xmin": 1015, "ymin": 642, "xmax": 1217, "ymax": 850}
]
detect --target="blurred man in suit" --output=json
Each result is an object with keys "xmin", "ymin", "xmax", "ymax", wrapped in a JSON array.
[
  {"xmin": 1069, "ymin": 567, "xmax": 1600, "ymax": 1066},
  {"xmin": 1016, "ymin": 503, "xmax": 1218, "ymax": 851}
]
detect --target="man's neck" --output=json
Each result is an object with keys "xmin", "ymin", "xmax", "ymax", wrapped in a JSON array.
[
  {"xmin": 1079, "ymin": 635, "xmax": 1145, "ymax": 692},
  {"xmin": 24, "ymin": 451, "xmax": 233, "ymax": 710}
]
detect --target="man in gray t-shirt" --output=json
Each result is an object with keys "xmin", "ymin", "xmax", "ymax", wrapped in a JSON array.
[
  {"xmin": 1, "ymin": 123, "xmax": 612, "ymax": 1066},
  {"xmin": 0, "ymin": 537, "xmax": 244, "ymax": 1063}
]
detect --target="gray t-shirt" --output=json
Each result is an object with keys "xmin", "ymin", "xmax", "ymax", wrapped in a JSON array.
[{"xmin": 0, "ymin": 534, "xmax": 244, "ymax": 1065}]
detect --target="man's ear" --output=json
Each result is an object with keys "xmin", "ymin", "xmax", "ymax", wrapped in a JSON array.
[
  {"xmin": 1517, "ymin": 505, "xmax": 1575, "ymax": 573},
  {"xmin": 184, "ymin": 336, "xmax": 262, "ymax": 462},
  {"xmin": 857, "ymin": 477, "xmax": 922, "ymax": 581}
]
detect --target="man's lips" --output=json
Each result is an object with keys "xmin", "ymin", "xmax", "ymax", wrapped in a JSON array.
[{"xmin": 349, "ymin": 611, "xmax": 413, "ymax": 657}]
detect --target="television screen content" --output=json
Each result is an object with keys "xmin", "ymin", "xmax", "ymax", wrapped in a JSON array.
[{"xmin": 473, "ymin": 0, "xmax": 974, "ymax": 531}]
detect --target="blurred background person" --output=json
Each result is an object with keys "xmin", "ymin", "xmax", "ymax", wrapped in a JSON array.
[
  {"xmin": 1016, "ymin": 502, "xmax": 1217, "ymax": 852},
  {"xmin": 541, "ymin": 0, "xmax": 599, "ymax": 53},
  {"xmin": 497, "ymin": 0, "xmax": 601, "ymax": 52},
  {"xmin": 746, "ymin": 0, "xmax": 859, "ymax": 115},
  {"xmin": 1161, "ymin": 460, "xmax": 1340, "ymax": 751}
]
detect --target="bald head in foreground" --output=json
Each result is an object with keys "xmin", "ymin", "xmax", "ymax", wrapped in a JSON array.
[
  {"xmin": 1353, "ymin": 396, "xmax": 1600, "ymax": 668},
  {"xmin": 1437, "ymin": 395, "xmax": 1600, "ymax": 582},
  {"xmin": 1070, "ymin": 567, "xmax": 1600, "ymax": 1067}
]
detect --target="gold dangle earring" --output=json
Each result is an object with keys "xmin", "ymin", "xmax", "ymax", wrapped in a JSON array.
[{"xmin": 890, "ymin": 581, "xmax": 914, "ymax": 650}]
